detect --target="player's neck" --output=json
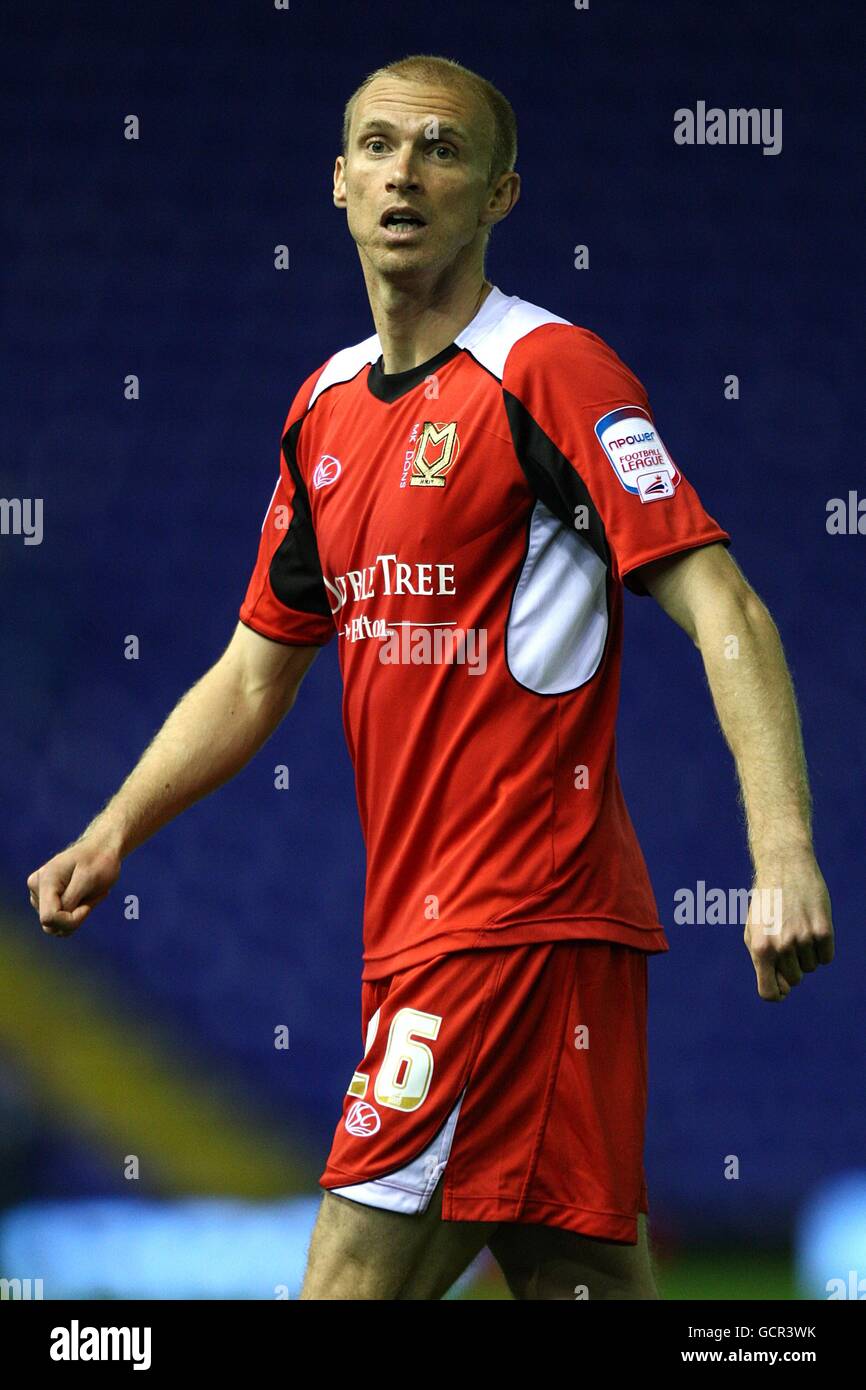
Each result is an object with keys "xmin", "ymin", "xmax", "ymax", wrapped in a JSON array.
[{"xmin": 364, "ymin": 269, "xmax": 493, "ymax": 374}]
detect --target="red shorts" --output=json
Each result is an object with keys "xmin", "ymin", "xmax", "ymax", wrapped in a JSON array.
[{"xmin": 319, "ymin": 939, "xmax": 650, "ymax": 1243}]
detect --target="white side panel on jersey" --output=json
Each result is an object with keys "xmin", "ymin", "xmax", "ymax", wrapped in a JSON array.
[
  {"xmin": 456, "ymin": 285, "xmax": 572, "ymax": 381},
  {"xmin": 507, "ymin": 499, "xmax": 608, "ymax": 695},
  {"xmin": 328, "ymin": 1089, "xmax": 465, "ymax": 1216},
  {"xmin": 308, "ymin": 333, "xmax": 381, "ymax": 408}
]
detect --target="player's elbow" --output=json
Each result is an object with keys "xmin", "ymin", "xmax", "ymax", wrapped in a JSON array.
[{"xmin": 692, "ymin": 577, "xmax": 773, "ymax": 655}]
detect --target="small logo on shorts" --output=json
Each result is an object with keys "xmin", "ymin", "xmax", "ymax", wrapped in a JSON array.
[{"xmin": 345, "ymin": 1100, "xmax": 381, "ymax": 1137}]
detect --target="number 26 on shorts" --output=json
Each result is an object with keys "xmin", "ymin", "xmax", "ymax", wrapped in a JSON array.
[{"xmin": 347, "ymin": 1006, "xmax": 442, "ymax": 1112}]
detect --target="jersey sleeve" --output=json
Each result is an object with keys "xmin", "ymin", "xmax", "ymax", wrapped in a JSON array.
[
  {"xmin": 238, "ymin": 369, "xmax": 337, "ymax": 645},
  {"xmin": 501, "ymin": 323, "xmax": 731, "ymax": 594}
]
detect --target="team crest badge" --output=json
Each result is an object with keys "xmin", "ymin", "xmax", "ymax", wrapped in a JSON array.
[{"xmin": 409, "ymin": 422, "xmax": 460, "ymax": 487}]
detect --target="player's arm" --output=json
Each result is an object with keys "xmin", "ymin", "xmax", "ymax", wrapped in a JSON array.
[
  {"xmin": 27, "ymin": 622, "xmax": 320, "ymax": 935},
  {"xmin": 633, "ymin": 541, "xmax": 834, "ymax": 1001}
]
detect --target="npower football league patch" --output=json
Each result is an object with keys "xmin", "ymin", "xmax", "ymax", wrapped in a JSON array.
[{"xmin": 594, "ymin": 406, "xmax": 681, "ymax": 504}]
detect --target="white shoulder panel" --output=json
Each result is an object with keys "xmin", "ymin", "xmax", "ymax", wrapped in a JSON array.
[
  {"xmin": 308, "ymin": 332, "xmax": 381, "ymax": 408},
  {"xmin": 305, "ymin": 285, "xmax": 570, "ymax": 408},
  {"xmin": 456, "ymin": 285, "xmax": 572, "ymax": 381}
]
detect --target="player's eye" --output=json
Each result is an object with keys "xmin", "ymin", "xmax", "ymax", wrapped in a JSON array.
[
  {"xmin": 429, "ymin": 144, "xmax": 456, "ymax": 160},
  {"xmin": 365, "ymin": 138, "xmax": 388, "ymax": 154}
]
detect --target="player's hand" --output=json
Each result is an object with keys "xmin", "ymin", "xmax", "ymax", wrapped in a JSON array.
[
  {"xmin": 27, "ymin": 839, "xmax": 122, "ymax": 937},
  {"xmin": 743, "ymin": 851, "xmax": 834, "ymax": 1001}
]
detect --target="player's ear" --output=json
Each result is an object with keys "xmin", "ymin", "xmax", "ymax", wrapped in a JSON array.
[
  {"xmin": 333, "ymin": 155, "xmax": 347, "ymax": 208},
  {"xmin": 480, "ymin": 170, "xmax": 520, "ymax": 228}
]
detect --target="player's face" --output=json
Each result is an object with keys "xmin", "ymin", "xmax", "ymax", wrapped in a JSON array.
[{"xmin": 334, "ymin": 78, "xmax": 512, "ymax": 278}]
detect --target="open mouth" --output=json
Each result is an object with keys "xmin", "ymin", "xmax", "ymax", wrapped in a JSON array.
[{"xmin": 381, "ymin": 209, "xmax": 428, "ymax": 234}]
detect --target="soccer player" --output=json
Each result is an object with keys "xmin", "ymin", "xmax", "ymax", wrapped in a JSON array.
[{"xmin": 28, "ymin": 54, "xmax": 834, "ymax": 1301}]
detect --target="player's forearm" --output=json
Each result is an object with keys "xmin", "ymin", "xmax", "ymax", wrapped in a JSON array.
[
  {"xmin": 78, "ymin": 658, "xmax": 298, "ymax": 859},
  {"xmin": 694, "ymin": 588, "xmax": 813, "ymax": 867}
]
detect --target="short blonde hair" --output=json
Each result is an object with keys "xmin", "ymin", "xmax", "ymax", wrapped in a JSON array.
[{"xmin": 342, "ymin": 53, "xmax": 518, "ymax": 185}]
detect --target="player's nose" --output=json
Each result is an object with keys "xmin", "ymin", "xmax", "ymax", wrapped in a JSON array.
[{"xmin": 386, "ymin": 144, "xmax": 422, "ymax": 190}]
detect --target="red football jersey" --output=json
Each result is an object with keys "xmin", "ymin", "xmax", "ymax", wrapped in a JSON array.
[{"xmin": 239, "ymin": 286, "xmax": 730, "ymax": 980}]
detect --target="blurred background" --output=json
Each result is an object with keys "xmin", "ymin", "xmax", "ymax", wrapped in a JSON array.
[{"xmin": 1, "ymin": 0, "xmax": 863, "ymax": 1299}]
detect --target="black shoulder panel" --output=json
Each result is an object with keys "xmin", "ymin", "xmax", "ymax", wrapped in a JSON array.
[
  {"xmin": 268, "ymin": 416, "xmax": 333, "ymax": 619},
  {"xmin": 503, "ymin": 388, "xmax": 611, "ymax": 570}
]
